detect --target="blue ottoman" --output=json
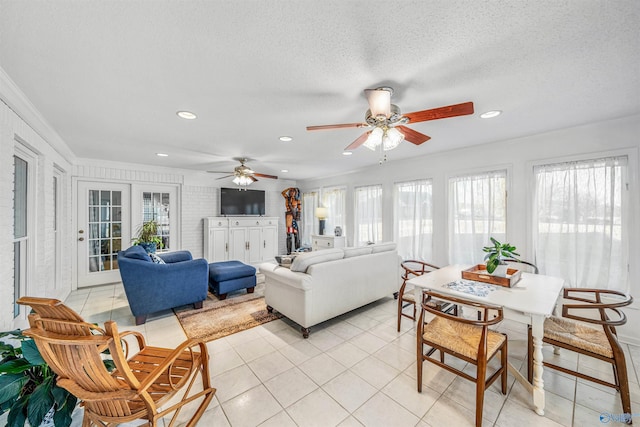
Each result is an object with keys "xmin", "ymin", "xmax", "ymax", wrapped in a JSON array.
[{"xmin": 208, "ymin": 261, "xmax": 257, "ymax": 300}]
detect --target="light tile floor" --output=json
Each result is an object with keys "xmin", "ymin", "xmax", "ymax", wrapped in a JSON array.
[{"xmin": 63, "ymin": 283, "xmax": 640, "ymax": 427}]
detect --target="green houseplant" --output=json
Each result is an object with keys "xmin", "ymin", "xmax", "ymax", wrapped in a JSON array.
[
  {"xmin": 132, "ymin": 220, "xmax": 164, "ymax": 253},
  {"xmin": 0, "ymin": 330, "xmax": 77, "ymax": 427},
  {"xmin": 482, "ymin": 237, "xmax": 520, "ymax": 275}
]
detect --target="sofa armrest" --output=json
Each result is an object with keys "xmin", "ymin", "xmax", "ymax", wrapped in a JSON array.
[{"xmin": 259, "ymin": 263, "xmax": 312, "ymax": 291}]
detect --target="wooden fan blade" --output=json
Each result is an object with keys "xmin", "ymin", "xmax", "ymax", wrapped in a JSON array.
[
  {"xmin": 250, "ymin": 176, "xmax": 258, "ymax": 182},
  {"xmin": 344, "ymin": 131, "xmax": 371, "ymax": 151},
  {"xmin": 214, "ymin": 174, "xmax": 234, "ymax": 180},
  {"xmin": 207, "ymin": 170, "xmax": 233, "ymax": 174},
  {"xmin": 307, "ymin": 123, "xmax": 368, "ymax": 131},
  {"xmin": 254, "ymin": 172, "xmax": 278, "ymax": 180},
  {"xmin": 396, "ymin": 126, "xmax": 431, "ymax": 145},
  {"xmin": 404, "ymin": 101, "xmax": 474, "ymax": 123}
]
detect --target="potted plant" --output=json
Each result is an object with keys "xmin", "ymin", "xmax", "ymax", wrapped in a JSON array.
[
  {"xmin": 132, "ymin": 220, "xmax": 164, "ymax": 253},
  {"xmin": 0, "ymin": 330, "xmax": 77, "ymax": 427},
  {"xmin": 482, "ymin": 237, "xmax": 520, "ymax": 276}
]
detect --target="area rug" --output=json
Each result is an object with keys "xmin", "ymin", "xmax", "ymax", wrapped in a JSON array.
[{"xmin": 173, "ymin": 282, "xmax": 282, "ymax": 342}]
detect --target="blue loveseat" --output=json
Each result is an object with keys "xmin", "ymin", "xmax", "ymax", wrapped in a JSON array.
[{"xmin": 117, "ymin": 246, "xmax": 208, "ymax": 325}]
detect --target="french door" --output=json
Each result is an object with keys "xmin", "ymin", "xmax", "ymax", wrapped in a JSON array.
[{"xmin": 77, "ymin": 182, "xmax": 130, "ymax": 287}]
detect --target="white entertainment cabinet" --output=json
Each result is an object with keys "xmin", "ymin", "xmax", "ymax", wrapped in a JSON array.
[{"xmin": 204, "ymin": 216, "xmax": 278, "ymax": 264}]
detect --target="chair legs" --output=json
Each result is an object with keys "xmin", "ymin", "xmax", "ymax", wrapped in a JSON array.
[{"xmin": 397, "ymin": 298, "xmax": 416, "ymax": 332}]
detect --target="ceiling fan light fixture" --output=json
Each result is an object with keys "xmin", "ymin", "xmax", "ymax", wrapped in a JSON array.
[
  {"xmin": 383, "ymin": 127, "xmax": 404, "ymax": 151},
  {"xmin": 363, "ymin": 127, "xmax": 384, "ymax": 151},
  {"xmin": 232, "ymin": 174, "xmax": 253, "ymax": 186}
]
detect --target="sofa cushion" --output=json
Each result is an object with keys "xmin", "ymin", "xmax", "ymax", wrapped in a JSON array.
[
  {"xmin": 343, "ymin": 246, "xmax": 373, "ymax": 258},
  {"xmin": 290, "ymin": 248, "xmax": 344, "ymax": 273},
  {"xmin": 370, "ymin": 242, "xmax": 397, "ymax": 253},
  {"xmin": 123, "ymin": 245, "xmax": 151, "ymax": 262}
]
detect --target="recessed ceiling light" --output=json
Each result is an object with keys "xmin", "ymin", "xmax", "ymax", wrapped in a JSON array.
[
  {"xmin": 176, "ymin": 111, "xmax": 197, "ymax": 120},
  {"xmin": 480, "ymin": 110, "xmax": 502, "ymax": 119},
  {"xmin": 342, "ymin": 151, "xmax": 353, "ymax": 156},
  {"xmin": 156, "ymin": 153, "xmax": 169, "ymax": 157},
  {"xmin": 281, "ymin": 169, "xmax": 289, "ymax": 173},
  {"xmin": 279, "ymin": 136, "xmax": 293, "ymax": 142}
]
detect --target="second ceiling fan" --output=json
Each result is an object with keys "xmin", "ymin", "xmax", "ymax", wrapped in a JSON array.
[{"xmin": 307, "ymin": 87, "xmax": 474, "ymax": 152}]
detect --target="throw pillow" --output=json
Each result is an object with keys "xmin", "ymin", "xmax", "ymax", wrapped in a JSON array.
[
  {"xmin": 149, "ymin": 253, "xmax": 166, "ymax": 264},
  {"xmin": 290, "ymin": 248, "xmax": 344, "ymax": 273},
  {"xmin": 343, "ymin": 246, "xmax": 373, "ymax": 258},
  {"xmin": 124, "ymin": 245, "xmax": 152, "ymax": 262}
]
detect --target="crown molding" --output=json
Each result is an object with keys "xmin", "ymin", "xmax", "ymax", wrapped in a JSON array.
[{"xmin": 0, "ymin": 66, "xmax": 77, "ymax": 163}]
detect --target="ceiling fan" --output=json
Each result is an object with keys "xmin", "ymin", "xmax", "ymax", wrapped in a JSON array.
[
  {"xmin": 207, "ymin": 157, "xmax": 277, "ymax": 186},
  {"xmin": 307, "ymin": 87, "xmax": 474, "ymax": 152}
]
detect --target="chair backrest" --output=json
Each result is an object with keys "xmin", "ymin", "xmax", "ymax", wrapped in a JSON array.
[
  {"xmin": 503, "ymin": 258, "xmax": 539, "ymax": 274},
  {"xmin": 420, "ymin": 290, "xmax": 504, "ymax": 326},
  {"xmin": 24, "ymin": 317, "xmax": 153, "ymax": 418},
  {"xmin": 401, "ymin": 260, "xmax": 439, "ymax": 282},
  {"xmin": 17, "ymin": 296, "xmax": 102, "ymax": 336},
  {"xmin": 561, "ymin": 288, "xmax": 633, "ymax": 328}
]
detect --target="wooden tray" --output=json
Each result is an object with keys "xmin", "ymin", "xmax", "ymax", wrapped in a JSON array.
[{"xmin": 461, "ymin": 264, "xmax": 522, "ymax": 288}]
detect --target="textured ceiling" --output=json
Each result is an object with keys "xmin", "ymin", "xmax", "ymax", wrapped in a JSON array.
[{"xmin": 1, "ymin": 0, "xmax": 639, "ymax": 180}]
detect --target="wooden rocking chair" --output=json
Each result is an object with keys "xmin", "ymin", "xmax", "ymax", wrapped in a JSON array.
[
  {"xmin": 17, "ymin": 296, "xmax": 104, "ymax": 336},
  {"xmin": 24, "ymin": 316, "xmax": 215, "ymax": 427}
]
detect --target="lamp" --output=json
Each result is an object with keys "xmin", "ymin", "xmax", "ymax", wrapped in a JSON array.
[
  {"xmin": 232, "ymin": 174, "xmax": 253, "ymax": 186},
  {"xmin": 363, "ymin": 126, "xmax": 405, "ymax": 151},
  {"xmin": 315, "ymin": 207, "xmax": 328, "ymax": 236}
]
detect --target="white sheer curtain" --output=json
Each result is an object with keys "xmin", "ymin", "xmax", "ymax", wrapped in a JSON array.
[
  {"xmin": 394, "ymin": 180, "xmax": 433, "ymax": 261},
  {"xmin": 449, "ymin": 170, "xmax": 507, "ymax": 264},
  {"xmin": 354, "ymin": 185, "xmax": 383, "ymax": 245},
  {"xmin": 534, "ymin": 156, "xmax": 628, "ymax": 292},
  {"xmin": 301, "ymin": 191, "xmax": 319, "ymax": 246},
  {"xmin": 322, "ymin": 186, "xmax": 346, "ymax": 237}
]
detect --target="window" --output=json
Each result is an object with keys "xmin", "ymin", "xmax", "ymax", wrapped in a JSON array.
[
  {"xmin": 301, "ymin": 191, "xmax": 319, "ymax": 245},
  {"xmin": 449, "ymin": 170, "xmax": 507, "ymax": 264},
  {"xmin": 394, "ymin": 180, "xmax": 433, "ymax": 261},
  {"xmin": 533, "ymin": 156, "xmax": 628, "ymax": 291},
  {"xmin": 354, "ymin": 185, "xmax": 383, "ymax": 245},
  {"xmin": 321, "ymin": 186, "xmax": 346, "ymax": 237},
  {"xmin": 142, "ymin": 191, "xmax": 171, "ymax": 251},
  {"xmin": 13, "ymin": 156, "xmax": 28, "ymax": 318}
]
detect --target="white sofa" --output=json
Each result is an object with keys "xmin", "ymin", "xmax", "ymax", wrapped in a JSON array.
[{"xmin": 259, "ymin": 242, "xmax": 400, "ymax": 337}]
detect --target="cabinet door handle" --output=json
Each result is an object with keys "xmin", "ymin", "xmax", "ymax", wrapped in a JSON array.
[
  {"xmin": 264, "ymin": 240, "xmax": 266, "ymax": 248},
  {"xmin": 225, "ymin": 243, "xmax": 228, "ymax": 252}
]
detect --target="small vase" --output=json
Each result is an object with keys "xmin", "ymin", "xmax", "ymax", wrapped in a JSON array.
[{"xmin": 492, "ymin": 264, "xmax": 509, "ymax": 277}]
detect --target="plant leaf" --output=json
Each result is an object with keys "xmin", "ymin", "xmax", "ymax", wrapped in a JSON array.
[
  {"xmin": 0, "ymin": 374, "xmax": 28, "ymax": 407},
  {"xmin": 7, "ymin": 397, "xmax": 27, "ymax": 427},
  {"xmin": 26, "ymin": 379, "xmax": 54, "ymax": 427},
  {"xmin": 0, "ymin": 358, "xmax": 32, "ymax": 374},
  {"xmin": 21, "ymin": 340, "xmax": 45, "ymax": 366}
]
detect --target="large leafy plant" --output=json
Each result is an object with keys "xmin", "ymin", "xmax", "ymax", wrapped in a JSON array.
[
  {"xmin": 132, "ymin": 220, "xmax": 164, "ymax": 249},
  {"xmin": 482, "ymin": 237, "xmax": 520, "ymax": 274},
  {"xmin": 0, "ymin": 330, "xmax": 76, "ymax": 427}
]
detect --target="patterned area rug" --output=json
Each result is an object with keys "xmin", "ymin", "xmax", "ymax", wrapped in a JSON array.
[{"xmin": 173, "ymin": 281, "xmax": 282, "ymax": 342}]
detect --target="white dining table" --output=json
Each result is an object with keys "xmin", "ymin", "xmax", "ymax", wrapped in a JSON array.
[{"xmin": 408, "ymin": 264, "xmax": 565, "ymax": 416}]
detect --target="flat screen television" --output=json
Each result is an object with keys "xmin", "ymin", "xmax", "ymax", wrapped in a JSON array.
[{"xmin": 220, "ymin": 187, "xmax": 266, "ymax": 216}]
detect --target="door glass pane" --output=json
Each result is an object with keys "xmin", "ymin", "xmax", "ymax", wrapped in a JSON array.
[
  {"xmin": 140, "ymin": 191, "xmax": 171, "ymax": 251},
  {"xmin": 14, "ymin": 157, "xmax": 27, "ymax": 238},
  {"xmin": 87, "ymin": 189, "xmax": 122, "ymax": 272},
  {"xmin": 13, "ymin": 241, "xmax": 20, "ymax": 318}
]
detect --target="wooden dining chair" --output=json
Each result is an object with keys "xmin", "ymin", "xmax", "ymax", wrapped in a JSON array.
[
  {"xmin": 398, "ymin": 261, "xmax": 458, "ymax": 332},
  {"xmin": 418, "ymin": 290, "xmax": 508, "ymax": 427},
  {"xmin": 527, "ymin": 288, "xmax": 633, "ymax": 423},
  {"xmin": 24, "ymin": 315, "xmax": 216, "ymax": 427}
]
